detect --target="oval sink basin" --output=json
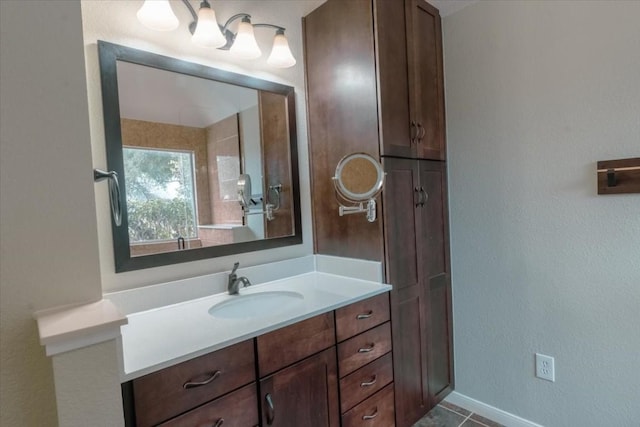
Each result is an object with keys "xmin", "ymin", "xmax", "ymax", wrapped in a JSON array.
[{"xmin": 208, "ymin": 291, "xmax": 304, "ymax": 319}]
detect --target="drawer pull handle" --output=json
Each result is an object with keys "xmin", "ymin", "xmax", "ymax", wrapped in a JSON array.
[
  {"xmin": 212, "ymin": 419, "xmax": 224, "ymax": 427},
  {"xmin": 183, "ymin": 370, "xmax": 221, "ymax": 389},
  {"xmin": 356, "ymin": 311, "xmax": 373, "ymax": 320},
  {"xmin": 358, "ymin": 344, "xmax": 375, "ymax": 353},
  {"xmin": 360, "ymin": 375, "xmax": 377, "ymax": 387},
  {"xmin": 265, "ymin": 393, "xmax": 275, "ymax": 425},
  {"xmin": 362, "ymin": 407, "xmax": 379, "ymax": 421}
]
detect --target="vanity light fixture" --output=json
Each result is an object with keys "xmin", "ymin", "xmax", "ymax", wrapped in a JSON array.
[{"xmin": 136, "ymin": 0, "xmax": 297, "ymax": 68}]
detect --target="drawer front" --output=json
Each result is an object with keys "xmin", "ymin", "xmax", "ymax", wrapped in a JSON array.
[
  {"xmin": 342, "ymin": 383, "xmax": 395, "ymax": 427},
  {"xmin": 159, "ymin": 383, "xmax": 259, "ymax": 427},
  {"xmin": 257, "ymin": 311, "xmax": 335, "ymax": 376},
  {"xmin": 133, "ymin": 340, "xmax": 255, "ymax": 427},
  {"xmin": 336, "ymin": 293, "xmax": 390, "ymax": 342},
  {"xmin": 340, "ymin": 352, "xmax": 394, "ymax": 412},
  {"xmin": 338, "ymin": 322, "xmax": 392, "ymax": 377}
]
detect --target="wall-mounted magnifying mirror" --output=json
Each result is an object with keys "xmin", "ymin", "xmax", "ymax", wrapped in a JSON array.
[
  {"xmin": 98, "ymin": 41, "xmax": 301, "ymax": 272},
  {"xmin": 332, "ymin": 153, "xmax": 385, "ymax": 222}
]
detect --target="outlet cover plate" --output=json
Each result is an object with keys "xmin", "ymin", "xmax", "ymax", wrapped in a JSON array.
[{"xmin": 535, "ymin": 353, "xmax": 555, "ymax": 382}]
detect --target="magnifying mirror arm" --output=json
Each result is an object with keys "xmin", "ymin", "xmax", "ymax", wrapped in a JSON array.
[{"xmin": 337, "ymin": 199, "xmax": 377, "ymax": 223}]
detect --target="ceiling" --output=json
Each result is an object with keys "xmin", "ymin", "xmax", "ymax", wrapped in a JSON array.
[
  {"xmin": 117, "ymin": 61, "xmax": 259, "ymax": 128},
  {"xmin": 427, "ymin": 0, "xmax": 479, "ymax": 16}
]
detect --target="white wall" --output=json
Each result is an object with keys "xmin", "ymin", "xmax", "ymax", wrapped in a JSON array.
[
  {"xmin": 444, "ymin": 1, "xmax": 640, "ymax": 425},
  {"xmin": 0, "ymin": 1, "xmax": 103, "ymax": 425},
  {"xmin": 80, "ymin": 0, "xmax": 322, "ymax": 292}
]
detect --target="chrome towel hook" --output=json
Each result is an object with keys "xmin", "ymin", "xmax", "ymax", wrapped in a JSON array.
[{"xmin": 94, "ymin": 169, "xmax": 122, "ymax": 226}]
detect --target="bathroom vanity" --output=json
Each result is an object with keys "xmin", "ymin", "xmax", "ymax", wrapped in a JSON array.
[{"xmin": 124, "ymin": 292, "xmax": 392, "ymax": 427}]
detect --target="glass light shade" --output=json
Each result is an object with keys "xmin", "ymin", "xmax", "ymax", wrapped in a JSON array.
[
  {"xmin": 136, "ymin": 0, "xmax": 179, "ymax": 32},
  {"xmin": 230, "ymin": 20, "xmax": 262, "ymax": 60},
  {"xmin": 267, "ymin": 33, "xmax": 296, "ymax": 68},
  {"xmin": 191, "ymin": 6, "xmax": 226, "ymax": 48}
]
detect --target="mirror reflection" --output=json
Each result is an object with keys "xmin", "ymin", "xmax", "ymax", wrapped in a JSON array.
[{"xmin": 98, "ymin": 41, "xmax": 301, "ymax": 272}]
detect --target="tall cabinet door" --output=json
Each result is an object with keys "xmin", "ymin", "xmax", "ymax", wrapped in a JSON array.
[
  {"xmin": 374, "ymin": 0, "xmax": 413, "ymax": 159},
  {"xmin": 417, "ymin": 160, "xmax": 453, "ymax": 405},
  {"xmin": 382, "ymin": 157, "xmax": 429, "ymax": 427},
  {"xmin": 406, "ymin": 0, "xmax": 446, "ymax": 160}
]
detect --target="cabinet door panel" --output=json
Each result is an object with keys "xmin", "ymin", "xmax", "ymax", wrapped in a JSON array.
[
  {"xmin": 260, "ymin": 347, "xmax": 339, "ymax": 427},
  {"xmin": 418, "ymin": 163, "xmax": 446, "ymax": 279},
  {"xmin": 406, "ymin": 0, "xmax": 446, "ymax": 160},
  {"xmin": 427, "ymin": 273, "xmax": 452, "ymax": 402},
  {"xmin": 382, "ymin": 158, "xmax": 420, "ymax": 291},
  {"xmin": 374, "ymin": 0, "xmax": 413, "ymax": 158},
  {"xmin": 389, "ymin": 285, "xmax": 428, "ymax": 426},
  {"xmin": 417, "ymin": 160, "xmax": 453, "ymax": 405}
]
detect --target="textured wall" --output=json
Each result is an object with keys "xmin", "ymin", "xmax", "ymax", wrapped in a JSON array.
[
  {"xmin": 0, "ymin": 1, "xmax": 103, "ymax": 426},
  {"xmin": 81, "ymin": 0, "xmax": 323, "ymax": 292},
  {"xmin": 444, "ymin": 1, "xmax": 640, "ymax": 425}
]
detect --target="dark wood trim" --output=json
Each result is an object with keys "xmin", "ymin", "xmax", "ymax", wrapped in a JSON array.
[{"xmin": 97, "ymin": 41, "xmax": 303, "ymax": 272}]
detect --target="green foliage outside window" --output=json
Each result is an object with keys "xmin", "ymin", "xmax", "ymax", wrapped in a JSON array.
[{"xmin": 123, "ymin": 147, "xmax": 197, "ymax": 242}]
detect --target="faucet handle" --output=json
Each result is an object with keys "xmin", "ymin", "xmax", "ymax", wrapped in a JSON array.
[{"xmin": 231, "ymin": 262, "xmax": 240, "ymax": 275}]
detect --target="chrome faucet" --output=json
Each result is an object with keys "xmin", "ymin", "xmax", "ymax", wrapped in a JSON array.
[{"xmin": 228, "ymin": 262, "xmax": 252, "ymax": 295}]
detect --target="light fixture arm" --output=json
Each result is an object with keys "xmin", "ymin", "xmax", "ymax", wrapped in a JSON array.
[
  {"xmin": 253, "ymin": 23, "xmax": 286, "ymax": 33},
  {"xmin": 180, "ymin": 0, "xmax": 199, "ymax": 33}
]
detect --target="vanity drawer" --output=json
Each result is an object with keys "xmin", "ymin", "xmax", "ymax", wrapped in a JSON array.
[
  {"xmin": 338, "ymin": 322, "xmax": 392, "ymax": 377},
  {"xmin": 257, "ymin": 311, "xmax": 335, "ymax": 376},
  {"xmin": 158, "ymin": 383, "xmax": 259, "ymax": 427},
  {"xmin": 132, "ymin": 340, "xmax": 255, "ymax": 427},
  {"xmin": 340, "ymin": 352, "xmax": 394, "ymax": 411},
  {"xmin": 336, "ymin": 293, "xmax": 390, "ymax": 342},
  {"xmin": 342, "ymin": 383, "xmax": 395, "ymax": 427}
]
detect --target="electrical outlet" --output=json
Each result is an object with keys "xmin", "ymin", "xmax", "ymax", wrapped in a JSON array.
[{"xmin": 535, "ymin": 353, "xmax": 555, "ymax": 382}]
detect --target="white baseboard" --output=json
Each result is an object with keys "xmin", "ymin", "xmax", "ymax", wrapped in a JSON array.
[{"xmin": 444, "ymin": 392, "xmax": 544, "ymax": 427}]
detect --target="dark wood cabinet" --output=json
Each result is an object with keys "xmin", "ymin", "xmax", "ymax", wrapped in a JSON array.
[
  {"xmin": 304, "ymin": 1, "xmax": 452, "ymax": 426},
  {"xmin": 259, "ymin": 347, "xmax": 340, "ymax": 427}
]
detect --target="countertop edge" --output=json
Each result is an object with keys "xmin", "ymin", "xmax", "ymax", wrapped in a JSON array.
[{"xmin": 35, "ymin": 299, "xmax": 128, "ymax": 356}]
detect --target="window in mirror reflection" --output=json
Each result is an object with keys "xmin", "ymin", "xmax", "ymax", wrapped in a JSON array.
[{"xmin": 124, "ymin": 147, "xmax": 198, "ymax": 255}]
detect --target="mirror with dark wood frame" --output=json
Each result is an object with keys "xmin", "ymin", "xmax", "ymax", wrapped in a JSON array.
[{"xmin": 98, "ymin": 41, "xmax": 301, "ymax": 272}]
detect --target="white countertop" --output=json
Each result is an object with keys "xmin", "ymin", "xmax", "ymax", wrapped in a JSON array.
[{"xmin": 120, "ymin": 271, "xmax": 391, "ymax": 381}]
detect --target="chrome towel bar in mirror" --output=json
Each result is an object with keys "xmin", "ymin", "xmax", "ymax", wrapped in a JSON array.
[{"xmin": 94, "ymin": 169, "xmax": 122, "ymax": 226}]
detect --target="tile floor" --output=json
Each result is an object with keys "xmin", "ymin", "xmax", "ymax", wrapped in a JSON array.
[{"xmin": 412, "ymin": 401, "xmax": 505, "ymax": 427}]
